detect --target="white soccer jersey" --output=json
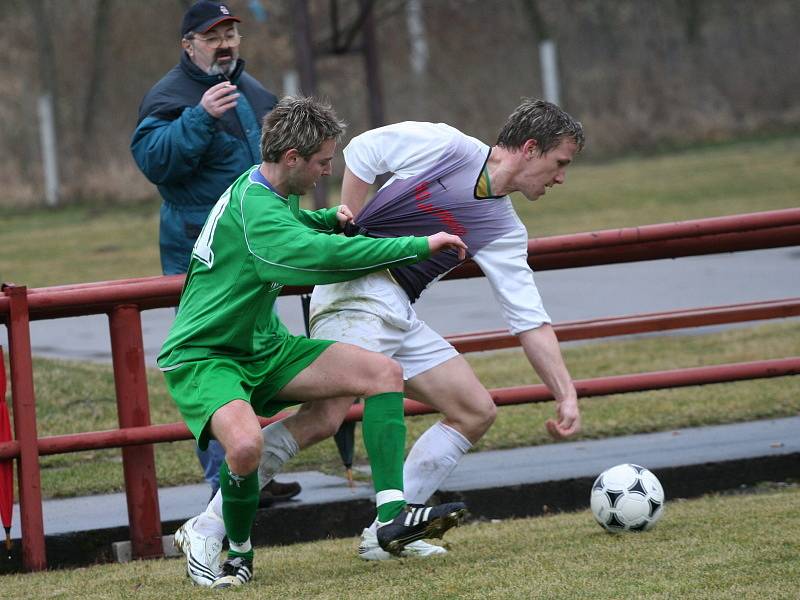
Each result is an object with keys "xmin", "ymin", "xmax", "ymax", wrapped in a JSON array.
[{"xmin": 313, "ymin": 122, "xmax": 550, "ymax": 335}]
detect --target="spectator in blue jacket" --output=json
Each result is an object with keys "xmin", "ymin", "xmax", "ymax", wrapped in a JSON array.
[{"xmin": 131, "ymin": 0, "xmax": 300, "ymax": 506}]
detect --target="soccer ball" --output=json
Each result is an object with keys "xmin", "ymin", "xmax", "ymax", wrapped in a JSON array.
[{"xmin": 590, "ymin": 463, "xmax": 665, "ymax": 532}]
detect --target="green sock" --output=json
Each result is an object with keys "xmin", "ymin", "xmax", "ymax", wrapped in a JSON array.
[
  {"xmin": 220, "ymin": 461, "xmax": 259, "ymax": 559},
  {"xmin": 362, "ymin": 391, "xmax": 407, "ymax": 523}
]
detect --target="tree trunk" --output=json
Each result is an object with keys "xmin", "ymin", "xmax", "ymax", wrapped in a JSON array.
[{"xmin": 83, "ymin": 0, "xmax": 112, "ymax": 147}]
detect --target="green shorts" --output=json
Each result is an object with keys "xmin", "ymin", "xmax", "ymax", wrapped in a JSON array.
[{"xmin": 163, "ymin": 335, "xmax": 335, "ymax": 450}]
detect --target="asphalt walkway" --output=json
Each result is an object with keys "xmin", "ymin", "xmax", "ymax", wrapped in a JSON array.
[{"xmin": 12, "ymin": 416, "xmax": 799, "ymax": 540}]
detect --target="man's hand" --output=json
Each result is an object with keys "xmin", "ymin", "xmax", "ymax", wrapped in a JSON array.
[
  {"xmin": 516, "ymin": 326, "xmax": 581, "ymax": 440},
  {"xmin": 545, "ymin": 397, "xmax": 581, "ymax": 440},
  {"xmin": 428, "ymin": 232, "xmax": 468, "ymax": 260},
  {"xmin": 200, "ymin": 82, "xmax": 239, "ymax": 119},
  {"xmin": 334, "ymin": 204, "xmax": 354, "ymax": 227}
]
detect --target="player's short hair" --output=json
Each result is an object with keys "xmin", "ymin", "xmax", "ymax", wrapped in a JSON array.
[
  {"xmin": 496, "ymin": 99, "xmax": 585, "ymax": 154},
  {"xmin": 260, "ymin": 96, "xmax": 346, "ymax": 163}
]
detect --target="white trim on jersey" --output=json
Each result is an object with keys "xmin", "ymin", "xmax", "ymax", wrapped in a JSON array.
[
  {"xmin": 158, "ymin": 362, "xmax": 185, "ymax": 372},
  {"xmin": 472, "ymin": 224, "xmax": 551, "ymax": 335},
  {"xmin": 192, "ymin": 186, "xmax": 233, "ymax": 268},
  {"xmin": 344, "ymin": 121, "xmax": 485, "ymax": 187}
]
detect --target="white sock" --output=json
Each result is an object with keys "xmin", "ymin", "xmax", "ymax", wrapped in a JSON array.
[
  {"xmin": 195, "ymin": 505, "xmax": 225, "ymax": 538},
  {"xmin": 403, "ymin": 421, "xmax": 472, "ymax": 505},
  {"xmin": 229, "ymin": 538, "xmax": 252, "ymax": 554},
  {"xmin": 258, "ymin": 421, "xmax": 299, "ymax": 488}
]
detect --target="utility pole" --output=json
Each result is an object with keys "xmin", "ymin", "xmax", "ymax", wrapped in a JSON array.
[
  {"xmin": 31, "ymin": 0, "xmax": 61, "ymax": 207},
  {"xmin": 520, "ymin": 0, "xmax": 561, "ymax": 106}
]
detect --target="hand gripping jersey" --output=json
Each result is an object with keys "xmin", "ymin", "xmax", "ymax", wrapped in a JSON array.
[
  {"xmin": 158, "ymin": 166, "xmax": 431, "ymax": 369},
  {"xmin": 331, "ymin": 122, "xmax": 550, "ymax": 335}
]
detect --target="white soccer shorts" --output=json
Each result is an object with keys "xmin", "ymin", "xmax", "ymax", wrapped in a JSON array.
[{"xmin": 310, "ymin": 275, "xmax": 458, "ymax": 381}]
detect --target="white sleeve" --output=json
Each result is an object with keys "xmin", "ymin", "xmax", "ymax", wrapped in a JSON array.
[
  {"xmin": 472, "ymin": 221, "xmax": 551, "ymax": 335},
  {"xmin": 343, "ymin": 122, "xmax": 473, "ymax": 184}
]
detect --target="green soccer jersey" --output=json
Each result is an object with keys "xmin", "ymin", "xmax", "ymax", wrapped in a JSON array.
[{"xmin": 158, "ymin": 166, "xmax": 430, "ymax": 368}]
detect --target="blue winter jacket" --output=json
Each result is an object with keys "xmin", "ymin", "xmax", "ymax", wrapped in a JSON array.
[{"xmin": 131, "ymin": 52, "xmax": 277, "ymax": 275}]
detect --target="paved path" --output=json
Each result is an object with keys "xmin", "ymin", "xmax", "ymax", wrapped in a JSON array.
[
  {"xmin": 12, "ymin": 416, "xmax": 799, "ymax": 539},
  {"xmin": 2, "ymin": 248, "xmax": 798, "ymax": 366}
]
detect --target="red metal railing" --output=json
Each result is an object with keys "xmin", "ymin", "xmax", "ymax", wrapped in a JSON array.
[
  {"xmin": 3, "ymin": 286, "xmax": 46, "ymax": 571},
  {"xmin": 3, "ymin": 208, "xmax": 800, "ymax": 322},
  {"xmin": 448, "ymin": 298, "xmax": 800, "ymax": 352},
  {"xmin": 0, "ymin": 355, "xmax": 796, "ymax": 461},
  {"xmin": 1, "ymin": 208, "xmax": 799, "ymax": 571}
]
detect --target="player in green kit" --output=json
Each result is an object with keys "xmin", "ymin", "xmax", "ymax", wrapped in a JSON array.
[{"xmin": 160, "ymin": 96, "xmax": 468, "ymax": 589}]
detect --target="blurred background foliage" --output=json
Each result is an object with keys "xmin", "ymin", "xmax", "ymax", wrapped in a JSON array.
[{"xmin": 2, "ymin": 0, "xmax": 798, "ymax": 205}]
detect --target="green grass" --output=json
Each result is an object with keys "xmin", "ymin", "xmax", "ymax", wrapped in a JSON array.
[
  {"xmin": 1, "ymin": 136, "xmax": 799, "ymax": 288},
  {"xmin": 0, "ymin": 202, "xmax": 160, "ymax": 288},
  {"xmin": 512, "ymin": 136, "xmax": 800, "ymax": 238},
  {"xmin": 3, "ymin": 485, "xmax": 798, "ymax": 599},
  {"xmin": 2, "ymin": 136, "xmax": 798, "ymax": 497},
  {"xmin": 17, "ymin": 319, "xmax": 800, "ymax": 499}
]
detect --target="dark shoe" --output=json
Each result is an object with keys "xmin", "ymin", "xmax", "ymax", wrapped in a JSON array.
[
  {"xmin": 210, "ymin": 556, "xmax": 253, "ymax": 589},
  {"xmin": 258, "ymin": 479, "xmax": 302, "ymax": 508},
  {"xmin": 376, "ymin": 502, "xmax": 467, "ymax": 556}
]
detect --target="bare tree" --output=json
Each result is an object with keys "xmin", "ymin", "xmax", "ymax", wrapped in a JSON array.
[
  {"xmin": 83, "ymin": 0, "xmax": 112, "ymax": 146},
  {"xmin": 677, "ymin": 0, "xmax": 706, "ymax": 45}
]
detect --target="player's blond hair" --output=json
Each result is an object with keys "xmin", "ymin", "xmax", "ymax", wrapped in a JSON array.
[
  {"xmin": 496, "ymin": 99, "xmax": 585, "ymax": 154},
  {"xmin": 260, "ymin": 96, "xmax": 346, "ymax": 163}
]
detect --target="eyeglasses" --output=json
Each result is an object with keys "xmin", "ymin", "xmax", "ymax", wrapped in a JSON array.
[{"xmin": 187, "ymin": 30, "xmax": 242, "ymax": 48}]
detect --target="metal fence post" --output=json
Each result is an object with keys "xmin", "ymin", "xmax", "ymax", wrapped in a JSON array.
[
  {"xmin": 3, "ymin": 285, "xmax": 46, "ymax": 571},
  {"xmin": 108, "ymin": 304, "xmax": 163, "ymax": 559}
]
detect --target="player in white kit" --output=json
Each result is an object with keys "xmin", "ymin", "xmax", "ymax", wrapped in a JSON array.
[{"xmin": 191, "ymin": 98, "xmax": 585, "ymax": 563}]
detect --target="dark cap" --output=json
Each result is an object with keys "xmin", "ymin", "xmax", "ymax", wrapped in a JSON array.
[{"xmin": 181, "ymin": 1, "xmax": 241, "ymax": 37}]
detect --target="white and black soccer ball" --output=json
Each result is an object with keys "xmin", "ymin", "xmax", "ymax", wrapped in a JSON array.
[{"xmin": 590, "ymin": 463, "xmax": 665, "ymax": 532}]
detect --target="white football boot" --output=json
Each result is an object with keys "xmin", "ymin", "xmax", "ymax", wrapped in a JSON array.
[
  {"xmin": 358, "ymin": 526, "xmax": 448, "ymax": 561},
  {"xmin": 173, "ymin": 515, "xmax": 224, "ymax": 586}
]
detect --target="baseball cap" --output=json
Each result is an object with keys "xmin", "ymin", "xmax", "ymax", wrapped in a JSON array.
[{"xmin": 181, "ymin": 1, "xmax": 241, "ymax": 37}]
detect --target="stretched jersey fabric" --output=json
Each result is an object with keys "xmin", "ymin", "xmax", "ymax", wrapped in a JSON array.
[
  {"xmin": 324, "ymin": 122, "xmax": 550, "ymax": 335},
  {"xmin": 158, "ymin": 166, "xmax": 431, "ymax": 369},
  {"xmin": 346, "ymin": 126, "xmax": 508, "ymax": 301}
]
